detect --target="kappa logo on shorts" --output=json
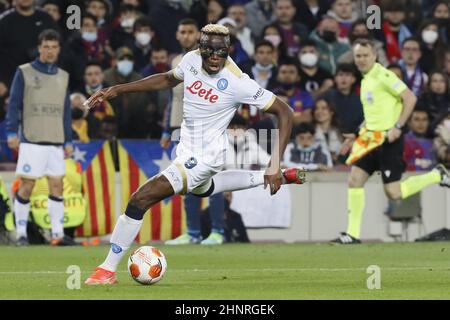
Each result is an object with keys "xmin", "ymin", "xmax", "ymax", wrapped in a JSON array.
[
  {"xmin": 23, "ymin": 164, "xmax": 31, "ymax": 173},
  {"xmin": 184, "ymin": 157, "xmax": 198, "ymax": 169}
]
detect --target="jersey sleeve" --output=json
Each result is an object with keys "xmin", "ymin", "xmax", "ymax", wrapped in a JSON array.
[
  {"xmin": 234, "ymin": 74, "xmax": 276, "ymax": 111},
  {"xmin": 379, "ymin": 69, "xmax": 408, "ymax": 97},
  {"xmin": 172, "ymin": 53, "xmax": 190, "ymax": 81}
]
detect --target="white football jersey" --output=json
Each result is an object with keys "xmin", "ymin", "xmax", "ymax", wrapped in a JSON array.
[{"xmin": 173, "ymin": 49, "xmax": 275, "ymax": 169}]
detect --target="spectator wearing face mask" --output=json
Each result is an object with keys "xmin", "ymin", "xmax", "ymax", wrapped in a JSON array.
[
  {"xmin": 418, "ymin": 20, "xmax": 447, "ymax": 74},
  {"xmin": 430, "ymin": 1, "xmax": 450, "ymax": 44},
  {"xmin": 110, "ymin": 4, "xmax": 141, "ymax": 51},
  {"xmin": 404, "ymin": 108, "xmax": 436, "ymax": 171},
  {"xmin": 244, "ymin": 0, "xmax": 277, "ymax": 39},
  {"xmin": 129, "ymin": 17, "xmax": 158, "ymax": 72},
  {"xmin": 309, "ymin": 15, "xmax": 351, "ymax": 74},
  {"xmin": 103, "ymin": 47, "xmax": 150, "ymax": 138},
  {"xmin": 239, "ymin": 40, "xmax": 278, "ymax": 89},
  {"xmin": 338, "ymin": 19, "xmax": 388, "ymax": 67},
  {"xmin": 61, "ymin": 13, "xmax": 113, "ymax": 92},
  {"xmin": 261, "ymin": 23, "xmax": 289, "ymax": 64},
  {"xmin": 298, "ymin": 40, "xmax": 334, "ymax": 98}
]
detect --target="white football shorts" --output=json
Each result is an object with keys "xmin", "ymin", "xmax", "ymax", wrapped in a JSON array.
[
  {"xmin": 16, "ymin": 143, "xmax": 65, "ymax": 179},
  {"xmin": 161, "ymin": 153, "xmax": 221, "ymax": 195}
]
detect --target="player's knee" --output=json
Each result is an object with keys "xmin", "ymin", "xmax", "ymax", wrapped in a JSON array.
[
  {"xmin": 348, "ymin": 175, "xmax": 363, "ymax": 188},
  {"xmin": 191, "ymin": 180, "xmax": 215, "ymax": 198},
  {"xmin": 18, "ymin": 180, "xmax": 35, "ymax": 199},
  {"xmin": 385, "ymin": 188, "xmax": 402, "ymax": 201},
  {"xmin": 129, "ymin": 190, "xmax": 151, "ymax": 210}
]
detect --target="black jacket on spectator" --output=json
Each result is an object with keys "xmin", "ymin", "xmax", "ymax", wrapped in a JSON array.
[
  {"xmin": 150, "ymin": 1, "xmax": 187, "ymax": 54},
  {"xmin": 131, "ymin": 41, "xmax": 155, "ymax": 73},
  {"xmin": 110, "ymin": 26, "xmax": 135, "ymax": 51},
  {"xmin": 418, "ymin": 92, "xmax": 450, "ymax": 135},
  {"xmin": 419, "ymin": 42, "xmax": 446, "ymax": 74},
  {"xmin": 0, "ymin": 8, "xmax": 57, "ymax": 86},
  {"xmin": 299, "ymin": 67, "xmax": 333, "ymax": 94},
  {"xmin": 60, "ymin": 33, "xmax": 111, "ymax": 92},
  {"xmin": 321, "ymin": 88, "xmax": 364, "ymax": 134},
  {"xmin": 293, "ymin": 0, "xmax": 330, "ymax": 32}
]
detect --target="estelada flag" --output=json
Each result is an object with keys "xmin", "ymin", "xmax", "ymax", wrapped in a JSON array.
[
  {"xmin": 118, "ymin": 140, "xmax": 186, "ymax": 244},
  {"xmin": 73, "ymin": 141, "xmax": 116, "ymax": 237}
]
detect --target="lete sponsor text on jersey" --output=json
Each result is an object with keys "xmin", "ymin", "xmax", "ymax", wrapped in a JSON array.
[{"xmin": 186, "ymin": 80, "xmax": 219, "ymax": 103}]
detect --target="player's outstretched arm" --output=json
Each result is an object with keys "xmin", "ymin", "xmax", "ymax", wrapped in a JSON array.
[
  {"xmin": 264, "ymin": 96, "xmax": 294, "ymax": 195},
  {"xmin": 85, "ymin": 71, "xmax": 182, "ymax": 109}
]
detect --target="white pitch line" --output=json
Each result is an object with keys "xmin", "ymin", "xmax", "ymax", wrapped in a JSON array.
[{"xmin": 0, "ymin": 266, "xmax": 448, "ymax": 275}]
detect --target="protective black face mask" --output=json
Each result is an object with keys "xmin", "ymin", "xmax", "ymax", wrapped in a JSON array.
[
  {"xmin": 72, "ymin": 108, "xmax": 84, "ymax": 120},
  {"xmin": 322, "ymin": 30, "xmax": 336, "ymax": 43},
  {"xmin": 199, "ymin": 44, "xmax": 229, "ymax": 59}
]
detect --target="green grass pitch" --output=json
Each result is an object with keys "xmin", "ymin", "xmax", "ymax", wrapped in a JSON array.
[{"xmin": 1, "ymin": 242, "xmax": 450, "ymax": 300}]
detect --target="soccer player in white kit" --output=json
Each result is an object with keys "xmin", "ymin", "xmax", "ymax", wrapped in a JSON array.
[{"xmin": 84, "ymin": 24, "xmax": 306, "ymax": 285}]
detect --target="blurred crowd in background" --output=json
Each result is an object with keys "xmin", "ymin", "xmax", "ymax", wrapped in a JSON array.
[{"xmin": 0, "ymin": 0, "xmax": 449, "ymax": 171}]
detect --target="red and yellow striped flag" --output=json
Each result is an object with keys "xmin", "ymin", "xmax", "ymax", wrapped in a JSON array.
[
  {"xmin": 74, "ymin": 141, "xmax": 116, "ymax": 237},
  {"xmin": 118, "ymin": 141, "xmax": 186, "ymax": 244}
]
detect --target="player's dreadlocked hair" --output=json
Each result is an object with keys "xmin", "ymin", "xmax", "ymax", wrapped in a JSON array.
[{"xmin": 200, "ymin": 24, "xmax": 231, "ymax": 47}]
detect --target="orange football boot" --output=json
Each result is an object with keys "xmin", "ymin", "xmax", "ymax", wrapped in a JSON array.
[{"xmin": 84, "ymin": 267, "xmax": 118, "ymax": 285}]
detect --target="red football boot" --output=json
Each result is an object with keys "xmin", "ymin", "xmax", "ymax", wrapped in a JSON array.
[{"xmin": 282, "ymin": 168, "xmax": 307, "ymax": 184}]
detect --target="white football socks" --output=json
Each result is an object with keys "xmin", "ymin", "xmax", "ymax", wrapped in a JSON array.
[
  {"xmin": 99, "ymin": 214, "xmax": 143, "ymax": 272},
  {"xmin": 211, "ymin": 170, "xmax": 265, "ymax": 195},
  {"xmin": 14, "ymin": 197, "xmax": 30, "ymax": 239},
  {"xmin": 48, "ymin": 196, "xmax": 64, "ymax": 240}
]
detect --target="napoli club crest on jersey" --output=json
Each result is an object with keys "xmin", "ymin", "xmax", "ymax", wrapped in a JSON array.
[
  {"xmin": 184, "ymin": 157, "xmax": 198, "ymax": 169},
  {"xmin": 217, "ymin": 78, "xmax": 228, "ymax": 91}
]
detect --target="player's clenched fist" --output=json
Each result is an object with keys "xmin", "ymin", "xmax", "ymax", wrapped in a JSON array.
[{"xmin": 84, "ymin": 86, "xmax": 119, "ymax": 109}]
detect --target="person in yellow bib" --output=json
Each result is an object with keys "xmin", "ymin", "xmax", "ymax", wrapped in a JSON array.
[{"xmin": 332, "ymin": 38, "xmax": 450, "ymax": 244}]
